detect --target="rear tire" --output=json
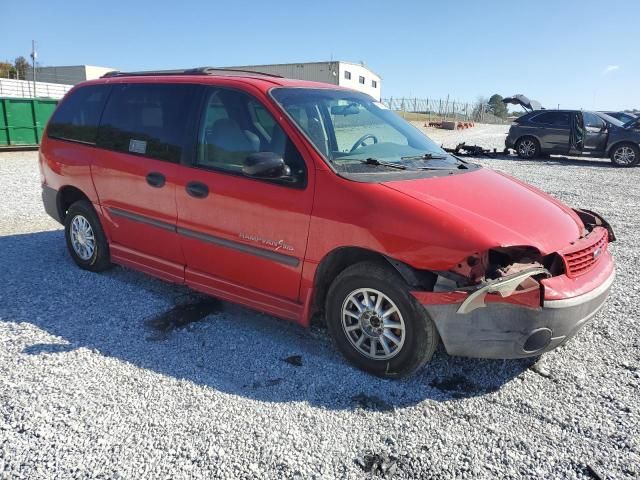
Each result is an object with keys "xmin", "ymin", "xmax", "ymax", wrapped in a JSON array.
[
  {"xmin": 516, "ymin": 136, "xmax": 540, "ymax": 159},
  {"xmin": 64, "ymin": 200, "xmax": 111, "ymax": 272},
  {"xmin": 325, "ymin": 261, "xmax": 439, "ymax": 378},
  {"xmin": 610, "ymin": 143, "xmax": 639, "ymax": 167}
]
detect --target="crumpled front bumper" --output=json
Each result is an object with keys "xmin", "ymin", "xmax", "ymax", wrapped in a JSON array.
[{"xmin": 411, "ymin": 253, "xmax": 615, "ymax": 359}]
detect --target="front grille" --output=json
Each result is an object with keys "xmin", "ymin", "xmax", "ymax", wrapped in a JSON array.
[{"xmin": 561, "ymin": 227, "xmax": 608, "ymax": 278}]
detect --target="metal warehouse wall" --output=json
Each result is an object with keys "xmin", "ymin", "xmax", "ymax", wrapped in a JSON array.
[
  {"xmin": 338, "ymin": 63, "xmax": 381, "ymax": 100},
  {"xmin": 25, "ymin": 65, "xmax": 116, "ymax": 85},
  {"xmin": 225, "ymin": 62, "xmax": 339, "ymax": 85},
  {"xmin": 224, "ymin": 61, "xmax": 382, "ymax": 98}
]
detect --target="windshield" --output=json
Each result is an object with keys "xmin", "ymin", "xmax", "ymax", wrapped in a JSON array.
[
  {"xmin": 595, "ymin": 112, "xmax": 625, "ymax": 127},
  {"xmin": 271, "ymin": 88, "xmax": 460, "ymax": 172},
  {"xmin": 603, "ymin": 111, "xmax": 636, "ymax": 124}
]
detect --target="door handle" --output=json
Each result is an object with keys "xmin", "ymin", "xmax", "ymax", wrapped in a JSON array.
[
  {"xmin": 146, "ymin": 172, "xmax": 166, "ymax": 188},
  {"xmin": 186, "ymin": 181, "xmax": 209, "ymax": 198}
]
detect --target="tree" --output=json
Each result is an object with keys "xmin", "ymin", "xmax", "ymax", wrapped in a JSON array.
[
  {"xmin": 0, "ymin": 61, "xmax": 14, "ymax": 78},
  {"xmin": 14, "ymin": 56, "xmax": 29, "ymax": 80},
  {"xmin": 470, "ymin": 96, "xmax": 488, "ymax": 121},
  {"xmin": 488, "ymin": 94, "xmax": 508, "ymax": 119}
]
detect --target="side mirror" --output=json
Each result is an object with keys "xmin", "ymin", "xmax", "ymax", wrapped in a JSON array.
[
  {"xmin": 243, "ymin": 152, "xmax": 290, "ymax": 178},
  {"xmin": 601, "ymin": 124, "xmax": 608, "ymax": 132}
]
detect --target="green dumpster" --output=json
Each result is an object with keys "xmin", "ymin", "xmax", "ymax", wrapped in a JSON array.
[{"xmin": 0, "ymin": 97, "xmax": 59, "ymax": 147}]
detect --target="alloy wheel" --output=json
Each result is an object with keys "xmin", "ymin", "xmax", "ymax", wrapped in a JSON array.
[
  {"xmin": 70, "ymin": 214, "xmax": 96, "ymax": 260},
  {"xmin": 613, "ymin": 146, "xmax": 636, "ymax": 166},
  {"xmin": 518, "ymin": 139, "xmax": 536, "ymax": 158},
  {"xmin": 341, "ymin": 288, "xmax": 406, "ymax": 360}
]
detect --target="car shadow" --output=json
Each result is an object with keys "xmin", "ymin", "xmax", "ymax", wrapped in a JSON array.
[{"xmin": 1, "ymin": 230, "xmax": 535, "ymax": 410}]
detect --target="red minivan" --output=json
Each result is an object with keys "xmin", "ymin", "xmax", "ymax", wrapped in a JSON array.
[{"xmin": 39, "ymin": 68, "xmax": 616, "ymax": 377}]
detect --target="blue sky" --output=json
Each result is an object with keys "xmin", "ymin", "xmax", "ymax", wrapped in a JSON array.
[{"xmin": 4, "ymin": 0, "xmax": 639, "ymax": 110}]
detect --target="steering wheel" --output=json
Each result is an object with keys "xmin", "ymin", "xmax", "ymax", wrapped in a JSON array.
[{"xmin": 349, "ymin": 134, "xmax": 378, "ymax": 153}]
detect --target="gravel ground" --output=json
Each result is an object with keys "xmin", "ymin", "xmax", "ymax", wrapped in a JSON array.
[
  {"xmin": 412, "ymin": 122, "xmax": 512, "ymax": 151},
  {"xmin": 0, "ymin": 141, "xmax": 638, "ymax": 479}
]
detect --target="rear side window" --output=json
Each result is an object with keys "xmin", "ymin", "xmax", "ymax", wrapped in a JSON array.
[
  {"xmin": 47, "ymin": 85, "xmax": 110, "ymax": 144},
  {"xmin": 531, "ymin": 112, "xmax": 570, "ymax": 126},
  {"xmin": 96, "ymin": 83, "xmax": 197, "ymax": 162}
]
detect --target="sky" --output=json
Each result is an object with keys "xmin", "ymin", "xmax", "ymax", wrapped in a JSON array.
[{"xmin": 4, "ymin": 0, "xmax": 639, "ymax": 110}]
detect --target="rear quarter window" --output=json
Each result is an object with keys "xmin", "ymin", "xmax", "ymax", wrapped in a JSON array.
[
  {"xmin": 96, "ymin": 83, "xmax": 197, "ymax": 163},
  {"xmin": 530, "ymin": 112, "xmax": 570, "ymax": 126},
  {"xmin": 47, "ymin": 85, "xmax": 110, "ymax": 144}
]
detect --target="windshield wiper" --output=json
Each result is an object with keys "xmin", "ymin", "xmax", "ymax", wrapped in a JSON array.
[
  {"xmin": 401, "ymin": 153, "xmax": 448, "ymax": 161},
  {"xmin": 416, "ymin": 166, "xmax": 462, "ymax": 171},
  {"xmin": 360, "ymin": 158, "xmax": 407, "ymax": 170}
]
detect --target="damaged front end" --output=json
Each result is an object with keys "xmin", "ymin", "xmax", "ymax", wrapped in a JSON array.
[
  {"xmin": 433, "ymin": 245, "xmax": 563, "ymax": 313},
  {"xmin": 411, "ymin": 213, "xmax": 615, "ymax": 359},
  {"xmin": 456, "ymin": 266, "xmax": 549, "ymax": 314}
]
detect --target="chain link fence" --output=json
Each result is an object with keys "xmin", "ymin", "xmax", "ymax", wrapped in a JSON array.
[{"xmin": 381, "ymin": 97, "xmax": 509, "ymax": 125}]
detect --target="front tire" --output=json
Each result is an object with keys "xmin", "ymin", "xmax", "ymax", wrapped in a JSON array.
[
  {"xmin": 64, "ymin": 200, "xmax": 111, "ymax": 272},
  {"xmin": 325, "ymin": 261, "xmax": 439, "ymax": 378},
  {"xmin": 515, "ymin": 136, "xmax": 540, "ymax": 159},
  {"xmin": 610, "ymin": 143, "xmax": 639, "ymax": 167}
]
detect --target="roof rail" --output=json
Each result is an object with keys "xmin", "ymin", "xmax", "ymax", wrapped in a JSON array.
[{"xmin": 101, "ymin": 67, "xmax": 283, "ymax": 79}]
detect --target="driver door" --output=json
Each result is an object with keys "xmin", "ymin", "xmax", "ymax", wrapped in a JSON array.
[
  {"xmin": 582, "ymin": 112, "xmax": 608, "ymax": 154},
  {"xmin": 175, "ymin": 86, "xmax": 314, "ymax": 304}
]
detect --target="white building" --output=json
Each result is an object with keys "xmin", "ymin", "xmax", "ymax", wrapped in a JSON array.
[
  {"xmin": 223, "ymin": 61, "xmax": 382, "ymax": 99},
  {"xmin": 25, "ymin": 65, "xmax": 116, "ymax": 85}
]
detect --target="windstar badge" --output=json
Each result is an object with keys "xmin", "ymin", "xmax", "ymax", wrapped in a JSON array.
[{"xmin": 239, "ymin": 232, "xmax": 294, "ymax": 252}]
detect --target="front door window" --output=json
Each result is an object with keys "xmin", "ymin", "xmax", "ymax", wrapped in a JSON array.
[{"xmin": 195, "ymin": 88, "xmax": 306, "ymax": 186}]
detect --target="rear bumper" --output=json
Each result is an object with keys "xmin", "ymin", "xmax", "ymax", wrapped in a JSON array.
[
  {"xmin": 42, "ymin": 185, "xmax": 62, "ymax": 223},
  {"xmin": 413, "ymin": 261, "xmax": 615, "ymax": 359}
]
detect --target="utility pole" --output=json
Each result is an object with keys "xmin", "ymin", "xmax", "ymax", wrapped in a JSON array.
[{"xmin": 30, "ymin": 40, "xmax": 37, "ymax": 97}]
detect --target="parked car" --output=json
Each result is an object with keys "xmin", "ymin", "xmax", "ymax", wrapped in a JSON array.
[
  {"xmin": 599, "ymin": 111, "xmax": 638, "ymax": 124},
  {"xmin": 506, "ymin": 109, "xmax": 640, "ymax": 166},
  {"xmin": 40, "ymin": 68, "xmax": 616, "ymax": 377}
]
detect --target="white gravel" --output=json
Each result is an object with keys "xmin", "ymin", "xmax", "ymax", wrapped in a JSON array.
[
  {"xmin": 412, "ymin": 122, "xmax": 512, "ymax": 152},
  {"xmin": 0, "ymin": 143, "xmax": 638, "ymax": 479}
]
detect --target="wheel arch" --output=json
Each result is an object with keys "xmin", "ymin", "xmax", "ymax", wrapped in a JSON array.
[
  {"xmin": 57, "ymin": 185, "xmax": 92, "ymax": 222},
  {"xmin": 308, "ymin": 246, "xmax": 437, "ymax": 323},
  {"xmin": 606, "ymin": 140, "xmax": 639, "ymax": 157}
]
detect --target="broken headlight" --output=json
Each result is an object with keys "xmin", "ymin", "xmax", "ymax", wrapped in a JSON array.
[{"xmin": 450, "ymin": 246, "xmax": 563, "ymax": 287}]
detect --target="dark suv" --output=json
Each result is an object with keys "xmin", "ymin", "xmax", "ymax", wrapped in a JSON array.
[{"xmin": 506, "ymin": 110, "xmax": 640, "ymax": 167}]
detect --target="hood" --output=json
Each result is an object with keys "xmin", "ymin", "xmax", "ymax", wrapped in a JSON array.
[
  {"xmin": 382, "ymin": 168, "xmax": 583, "ymax": 255},
  {"xmin": 624, "ymin": 118, "xmax": 640, "ymax": 130},
  {"xmin": 610, "ymin": 120, "xmax": 640, "ymax": 135},
  {"xmin": 502, "ymin": 94, "xmax": 542, "ymax": 112}
]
